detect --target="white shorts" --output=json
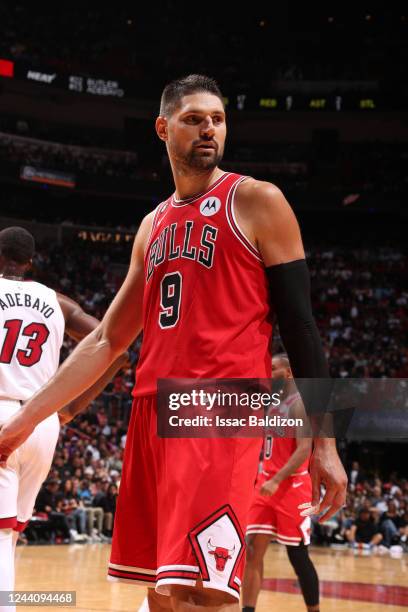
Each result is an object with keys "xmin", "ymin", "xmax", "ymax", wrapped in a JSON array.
[{"xmin": 0, "ymin": 400, "xmax": 59, "ymax": 531}]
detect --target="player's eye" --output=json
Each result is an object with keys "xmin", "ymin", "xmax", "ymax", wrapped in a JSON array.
[{"xmin": 184, "ymin": 115, "xmax": 200, "ymax": 124}]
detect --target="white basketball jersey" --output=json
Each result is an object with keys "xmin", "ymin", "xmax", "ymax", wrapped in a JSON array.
[{"xmin": 0, "ymin": 278, "xmax": 65, "ymax": 401}]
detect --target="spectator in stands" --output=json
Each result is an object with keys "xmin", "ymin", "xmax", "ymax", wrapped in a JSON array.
[
  {"xmin": 92, "ymin": 482, "xmax": 118, "ymax": 536},
  {"xmin": 380, "ymin": 501, "xmax": 403, "ymax": 548},
  {"xmin": 35, "ymin": 480, "xmax": 71, "ymax": 543},
  {"xmin": 349, "ymin": 461, "xmax": 364, "ymax": 490},
  {"xmin": 369, "ymin": 486, "xmax": 389, "ymax": 514},
  {"xmin": 60, "ymin": 479, "xmax": 87, "ymax": 538},
  {"xmin": 345, "ymin": 509, "xmax": 383, "ymax": 548},
  {"xmin": 88, "ymin": 478, "xmax": 106, "ymax": 541}
]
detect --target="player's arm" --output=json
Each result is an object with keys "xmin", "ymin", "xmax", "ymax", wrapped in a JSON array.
[
  {"xmin": 0, "ymin": 211, "xmax": 154, "ymax": 463},
  {"xmin": 260, "ymin": 437, "xmax": 311, "ymax": 497},
  {"xmin": 260, "ymin": 399, "xmax": 312, "ymax": 496},
  {"xmin": 57, "ymin": 293, "xmax": 101, "ymax": 342},
  {"xmin": 234, "ymin": 179, "xmax": 326, "ymax": 377},
  {"xmin": 58, "ymin": 352, "xmax": 129, "ymax": 425},
  {"xmin": 234, "ymin": 180, "xmax": 347, "ymax": 520},
  {"xmin": 235, "ymin": 180, "xmax": 328, "ymax": 386},
  {"xmin": 56, "ymin": 294, "xmax": 129, "ymax": 424}
]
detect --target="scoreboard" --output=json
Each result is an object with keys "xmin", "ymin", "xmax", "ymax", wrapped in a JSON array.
[
  {"xmin": 226, "ymin": 95, "xmax": 380, "ymax": 112},
  {"xmin": 0, "ymin": 57, "xmax": 405, "ymax": 111}
]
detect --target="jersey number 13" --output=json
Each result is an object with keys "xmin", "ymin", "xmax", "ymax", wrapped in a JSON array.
[{"xmin": 0, "ymin": 319, "xmax": 50, "ymax": 367}]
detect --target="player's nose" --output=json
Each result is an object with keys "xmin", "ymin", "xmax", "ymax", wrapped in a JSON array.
[{"xmin": 200, "ymin": 116, "xmax": 215, "ymax": 136}]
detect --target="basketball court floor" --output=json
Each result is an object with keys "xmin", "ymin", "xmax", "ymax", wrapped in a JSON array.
[{"xmin": 15, "ymin": 543, "xmax": 407, "ymax": 610}]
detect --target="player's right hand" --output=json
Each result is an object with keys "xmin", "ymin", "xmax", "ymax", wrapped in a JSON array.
[
  {"xmin": 0, "ymin": 410, "xmax": 35, "ymax": 467},
  {"xmin": 309, "ymin": 438, "xmax": 347, "ymax": 522},
  {"xmin": 260, "ymin": 477, "xmax": 280, "ymax": 497}
]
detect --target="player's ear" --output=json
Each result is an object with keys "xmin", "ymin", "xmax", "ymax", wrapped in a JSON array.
[{"xmin": 156, "ymin": 116, "xmax": 168, "ymax": 142}]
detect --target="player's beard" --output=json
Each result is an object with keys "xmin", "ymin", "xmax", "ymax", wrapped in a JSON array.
[{"xmin": 171, "ymin": 142, "xmax": 224, "ymax": 174}]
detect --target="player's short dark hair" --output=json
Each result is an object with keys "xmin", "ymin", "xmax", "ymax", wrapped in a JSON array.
[
  {"xmin": 0, "ymin": 226, "xmax": 35, "ymax": 264},
  {"xmin": 159, "ymin": 74, "xmax": 224, "ymax": 117}
]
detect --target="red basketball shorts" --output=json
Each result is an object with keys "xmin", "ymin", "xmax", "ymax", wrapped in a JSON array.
[
  {"xmin": 246, "ymin": 471, "xmax": 312, "ymax": 546},
  {"xmin": 108, "ymin": 395, "xmax": 262, "ymax": 600}
]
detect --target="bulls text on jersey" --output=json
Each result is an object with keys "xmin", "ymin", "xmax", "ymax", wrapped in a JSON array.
[{"xmin": 146, "ymin": 221, "xmax": 218, "ymax": 282}]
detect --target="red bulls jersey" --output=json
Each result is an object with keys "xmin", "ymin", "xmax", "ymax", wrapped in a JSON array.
[
  {"xmin": 134, "ymin": 172, "xmax": 273, "ymax": 396},
  {"xmin": 262, "ymin": 392, "xmax": 310, "ymax": 477}
]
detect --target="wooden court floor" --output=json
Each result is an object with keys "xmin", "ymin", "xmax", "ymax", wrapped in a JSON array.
[{"xmin": 15, "ymin": 543, "xmax": 408, "ymax": 611}]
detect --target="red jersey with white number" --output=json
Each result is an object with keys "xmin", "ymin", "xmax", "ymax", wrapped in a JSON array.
[
  {"xmin": 0, "ymin": 278, "xmax": 64, "ymax": 401},
  {"xmin": 262, "ymin": 392, "xmax": 310, "ymax": 477},
  {"xmin": 134, "ymin": 172, "xmax": 273, "ymax": 396}
]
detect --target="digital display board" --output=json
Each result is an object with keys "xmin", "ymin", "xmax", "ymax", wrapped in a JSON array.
[{"xmin": 0, "ymin": 57, "xmax": 404, "ymax": 111}]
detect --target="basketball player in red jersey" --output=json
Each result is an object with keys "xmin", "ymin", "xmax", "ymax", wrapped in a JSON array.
[
  {"xmin": 242, "ymin": 354, "xmax": 320, "ymax": 612},
  {"xmin": 0, "ymin": 77, "xmax": 346, "ymax": 611}
]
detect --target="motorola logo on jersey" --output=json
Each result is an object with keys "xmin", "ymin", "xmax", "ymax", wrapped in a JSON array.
[{"xmin": 200, "ymin": 197, "xmax": 221, "ymax": 217}]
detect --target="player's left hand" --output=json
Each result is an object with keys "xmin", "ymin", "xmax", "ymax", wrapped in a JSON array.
[
  {"xmin": 0, "ymin": 410, "xmax": 35, "ymax": 467},
  {"xmin": 307, "ymin": 439, "xmax": 347, "ymax": 523},
  {"xmin": 260, "ymin": 477, "xmax": 280, "ymax": 497}
]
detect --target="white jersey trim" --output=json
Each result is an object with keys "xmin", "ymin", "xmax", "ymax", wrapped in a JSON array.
[
  {"xmin": 171, "ymin": 172, "xmax": 231, "ymax": 207},
  {"xmin": 108, "ymin": 563, "xmax": 156, "ymax": 575},
  {"xmin": 144, "ymin": 203, "xmax": 164, "ymax": 262},
  {"xmin": 157, "ymin": 564, "xmax": 200, "ymax": 574},
  {"xmin": 156, "ymin": 578, "xmax": 197, "ymax": 588},
  {"xmin": 225, "ymin": 177, "xmax": 262, "ymax": 262},
  {"xmin": 107, "ymin": 576, "xmax": 154, "ymax": 587}
]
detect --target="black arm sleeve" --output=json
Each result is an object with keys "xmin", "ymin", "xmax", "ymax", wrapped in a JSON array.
[
  {"xmin": 266, "ymin": 259, "xmax": 354, "ymax": 434},
  {"xmin": 266, "ymin": 259, "xmax": 335, "ymax": 427},
  {"xmin": 266, "ymin": 259, "xmax": 329, "ymax": 379}
]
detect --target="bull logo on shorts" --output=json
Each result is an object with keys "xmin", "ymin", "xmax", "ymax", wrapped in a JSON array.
[{"xmin": 207, "ymin": 538, "xmax": 235, "ymax": 572}]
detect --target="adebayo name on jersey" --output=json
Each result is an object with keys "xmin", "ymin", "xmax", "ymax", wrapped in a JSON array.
[
  {"xmin": 146, "ymin": 221, "xmax": 218, "ymax": 282},
  {"xmin": 0, "ymin": 292, "xmax": 56, "ymax": 318}
]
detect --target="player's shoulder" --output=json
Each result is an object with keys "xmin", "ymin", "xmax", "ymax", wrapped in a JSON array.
[
  {"xmin": 142, "ymin": 207, "xmax": 158, "ymax": 226},
  {"xmin": 130, "ymin": 204, "xmax": 165, "ymax": 261},
  {"xmin": 234, "ymin": 178, "xmax": 293, "ymax": 231},
  {"xmin": 237, "ymin": 177, "xmax": 283, "ymax": 201},
  {"xmin": 139, "ymin": 206, "xmax": 161, "ymax": 235},
  {"xmin": 24, "ymin": 279, "xmax": 54, "ymax": 293},
  {"xmin": 56, "ymin": 292, "xmax": 81, "ymax": 319},
  {"xmin": 235, "ymin": 178, "xmax": 287, "ymax": 215}
]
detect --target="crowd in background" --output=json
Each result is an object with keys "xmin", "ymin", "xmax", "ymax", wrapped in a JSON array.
[
  {"xmin": 25, "ymin": 406, "xmax": 126, "ymax": 545},
  {"xmin": 313, "ymin": 461, "xmax": 408, "ymax": 554},
  {"xmin": 31, "ymin": 240, "xmax": 408, "ymax": 381},
  {"xmin": 308, "ymin": 247, "xmax": 408, "ymax": 378}
]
